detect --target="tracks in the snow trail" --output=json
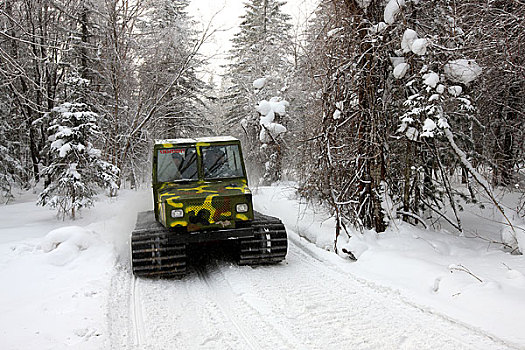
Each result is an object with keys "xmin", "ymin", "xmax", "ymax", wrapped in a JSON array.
[
  {"xmin": 131, "ymin": 276, "xmax": 146, "ymax": 347},
  {"xmin": 109, "ymin": 234, "xmax": 517, "ymax": 350},
  {"xmin": 194, "ymin": 264, "xmax": 260, "ymax": 350}
]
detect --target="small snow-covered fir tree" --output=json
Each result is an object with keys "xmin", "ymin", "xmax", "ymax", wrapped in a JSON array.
[{"xmin": 38, "ymin": 103, "xmax": 119, "ymax": 219}]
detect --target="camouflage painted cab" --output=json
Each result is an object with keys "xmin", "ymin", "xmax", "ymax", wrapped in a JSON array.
[
  {"xmin": 131, "ymin": 136, "xmax": 287, "ymax": 278},
  {"xmin": 153, "ymin": 137, "xmax": 253, "ymax": 232}
]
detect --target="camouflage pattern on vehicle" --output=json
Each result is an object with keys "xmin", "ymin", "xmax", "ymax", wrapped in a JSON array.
[{"xmin": 130, "ymin": 136, "xmax": 288, "ymax": 278}]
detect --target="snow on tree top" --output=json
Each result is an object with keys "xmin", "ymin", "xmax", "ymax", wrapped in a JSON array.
[
  {"xmin": 393, "ymin": 63, "xmax": 410, "ymax": 79},
  {"xmin": 423, "ymin": 72, "xmax": 440, "ymax": 88}
]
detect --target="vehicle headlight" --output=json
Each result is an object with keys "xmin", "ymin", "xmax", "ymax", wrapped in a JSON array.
[
  {"xmin": 236, "ymin": 203, "xmax": 249, "ymax": 213},
  {"xmin": 171, "ymin": 209, "xmax": 184, "ymax": 218}
]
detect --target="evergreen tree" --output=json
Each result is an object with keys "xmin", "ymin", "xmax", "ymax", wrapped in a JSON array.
[
  {"xmin": 138, "ymin": 0, "xmax": 210, "ymax": 140},
  {"xmin": 38, "ymin": 103, "xmax": 119, "ymax": 219}
]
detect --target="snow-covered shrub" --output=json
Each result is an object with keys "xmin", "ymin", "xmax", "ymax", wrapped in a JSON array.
[
  {"xmin": 38, "ymin": 103, "xmax": 119, "ymax": 219},
  {"xmin": 256, "ymin": 96, "xmax": 289, "ymax": 185}
]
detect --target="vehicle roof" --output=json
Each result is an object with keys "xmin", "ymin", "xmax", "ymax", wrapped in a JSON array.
[{"xmin": 155, "ymin": 136, "xmax": 240, "ymax": 146}]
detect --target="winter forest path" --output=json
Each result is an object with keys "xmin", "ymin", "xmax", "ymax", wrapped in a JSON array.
[{"xmin": 106, "ymin": 228, "xmax": 515, "ymax": 350}]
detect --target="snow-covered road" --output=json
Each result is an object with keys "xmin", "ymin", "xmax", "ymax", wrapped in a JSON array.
[
  {"xmin": 107, "ymin": 234, "xmax": 512, "ymax": 350},
  {"xmin": 2, "ymin": 187, "xmax": 524, "ymax": 349}
]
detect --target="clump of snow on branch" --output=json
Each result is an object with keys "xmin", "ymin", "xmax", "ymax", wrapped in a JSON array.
[
  {"xmin": 393, "ymin": 63, "xmax": 410, "ymax": 79},
  {"xmin": 253, "ymin": 77, "xmax": 267, "ymax": 90},
  {"xmin": 384, "ymin": 0, "xmax": 406, "ymax": 24},
  {"xmin": 411, "ymin": 38, "xmax": 428, "ymax": 55},
  {"xmin": 444, "ymin": 59, "xmax": 482, "ymax": 84},
  {"xmin": 448, "ymin": 85, "xmax": 463, "ymax": 97},
  {"xmin": 401, "ymin": 29, "xmax": 417, "ymax": 52},
  {"xmin": 327, "ymin": 27, "xmax": 344, "ymax": 37},
  {"xmin": 421, "ymin": 118, "xmax": 437, "ymax": 137},
  {"xmin": 256, "ymin": 97, "xmax": 289, "ymax": 143},
  {"xmin": 423, "ymin": 72, "xmax": 439, "ymax": 88}
]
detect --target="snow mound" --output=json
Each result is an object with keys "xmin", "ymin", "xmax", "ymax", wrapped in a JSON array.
[
  {"xmin": 501, "ymin": 216, "xmax": 525, "ymax": 254},
  {"xmin": 39, "ymin": 226, "xmax": 100, "ymax": 266},
  {"xmin": 444, "ymin": 59, "xmax": 482, "ymax": 84}
]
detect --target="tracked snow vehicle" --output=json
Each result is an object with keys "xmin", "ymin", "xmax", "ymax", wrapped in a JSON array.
[{"xmin": 131, "ymin": 136, "xmax": 287, "ymax": 277}]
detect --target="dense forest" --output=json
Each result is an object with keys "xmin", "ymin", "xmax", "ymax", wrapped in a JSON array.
[{"xmin": 1, "ymin": 0, "xmax": 523, "ymax": 248}]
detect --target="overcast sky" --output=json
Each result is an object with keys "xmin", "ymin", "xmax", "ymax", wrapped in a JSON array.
[{"xmin": 187, "ymin": 0, "xmax": 319, "ymax": 84}]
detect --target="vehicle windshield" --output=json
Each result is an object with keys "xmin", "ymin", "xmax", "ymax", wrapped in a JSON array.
[
  {"xmin": 157, "ymin": 147, "xmax": 198, "ymax": 182},
  {"xmin": 202, "ymin": 144, "xmax": 245, "ymax": 180}
]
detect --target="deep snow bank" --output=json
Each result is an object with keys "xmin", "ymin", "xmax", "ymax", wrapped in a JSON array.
[{"xmin": 0, "ymin": 189, "xmax": 151, "ymax": 349}]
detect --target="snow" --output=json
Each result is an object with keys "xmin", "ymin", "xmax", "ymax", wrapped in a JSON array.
[
  {"xmin": 423, "ymin": 71, "xmax": 440, "ymax": 88},
  {"xmin": 326, "ymin": 27, "xmax": 343, "ymax": 37},
  {"xmin": 253, "ymin": 185, "xmax": 525, "ymax": 347},
  {"xmin": 1, "ymin": 185, "xmax": 524, "ymax": 348},
  {"xmin": 256, "ymin": 97, "xmax": 289, "ymax": 142},
  {"xmin": 421, "ymin": 118, "xmax": 437, "ymax": 137},
  {"xmin": 368, "ymin": 22, "xmax": 387, "ymax": 34},
  {"xmin": 401, "ymin": 28, "xmax": 418, "ymax": 53},
  {"xmin": 252, "ymin": 77, "xmax": 267, "ymax": 89},
  {"xmin": 390, "ymin": 56, "xmax": 404, "ymax": 68},
  {"xmin": 444, "ymin": 59, "xmax": 482, "ymax": 84},
  {"xmin": 384, "ymin": 0, "xmax": 406, "ymax": 24},
  {"xmin": 501, "ymin": 215, "xmax": 525, "ymax": 254},
  {"xmin": 405, "ymin": 126, "xmax": 419, "ymax": 141},
  {"xmin": 448, "ymin": 85, "xmax": 463, "ymax": 97},
  {"xmin": 411, "ymin": 38, "xmax": 428, "ymax": 55},
  {"xmin": 393, "ymin": 62, "xmax": 410, "ymax": 79}
]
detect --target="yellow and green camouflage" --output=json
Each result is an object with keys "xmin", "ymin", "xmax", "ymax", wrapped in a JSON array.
[{"xmin": 152, "ymin": 137, "xmax": 254, "ymax": 232}]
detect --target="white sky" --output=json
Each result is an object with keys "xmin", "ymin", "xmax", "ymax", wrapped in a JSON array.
[{"xmin": 187, "ymin": 0, "xmax": 319, "ymax": 85}]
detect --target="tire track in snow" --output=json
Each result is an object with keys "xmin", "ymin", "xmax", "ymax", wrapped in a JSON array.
[
  {"xmin": 131, "ymin": 276, "xmax": 146, "ymax": 347},
  {"xmin": 211, "ymin": 237, "xmax": 514, "ymax": 349},
  {"xmin": 107, "ymin": 233, "xmax": 517, "ymax": 349},
  {"xmin": 195, "ymin": 265, "xmax": 260, "ymax": 350}
]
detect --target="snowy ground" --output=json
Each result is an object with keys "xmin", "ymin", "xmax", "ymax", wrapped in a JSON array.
[{"xmin": 0, "ymin": 185, "xmax": 524, "ymax": 349}]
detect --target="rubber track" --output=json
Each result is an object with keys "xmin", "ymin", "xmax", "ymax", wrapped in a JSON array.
[
  {"xmin": 238, "ymin": 213, "xmax": 288, "ymax": 265},
  {"xmin": 131, "ymin": 232, "xmax": 186, "ymax": 278}
]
